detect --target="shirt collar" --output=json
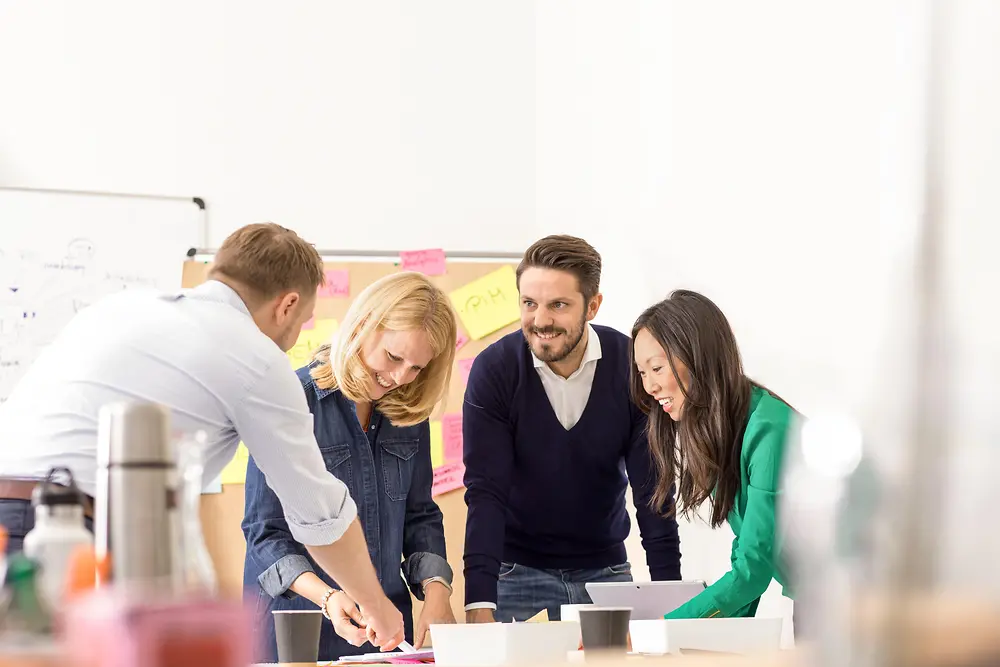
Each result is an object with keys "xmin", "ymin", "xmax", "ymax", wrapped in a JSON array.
[
  {"xmin": 183, "ymin": 279, "xmax": 253, "ymax": 318},
  {"xmin": 531, "ymin": 323, "xmax": 603, "ymax": 371}
]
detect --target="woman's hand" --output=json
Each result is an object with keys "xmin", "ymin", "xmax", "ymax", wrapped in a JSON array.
[
  {"xmin": 325, "ymin": 589, "xmax": 369, "ymax": 647},
  {"xmin": 413, "ymin": 581, "xmax": 457, "ymax": 649}
]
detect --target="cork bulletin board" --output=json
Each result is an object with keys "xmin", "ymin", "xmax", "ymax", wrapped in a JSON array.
[{"xmin": 188, "ymin": 251, "xmax": 521, "ymax": 623}]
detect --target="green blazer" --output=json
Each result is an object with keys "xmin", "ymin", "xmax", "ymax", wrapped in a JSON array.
[{"xmin": 664, "ymin": 386, "xmax": 794, "ymax": 619}]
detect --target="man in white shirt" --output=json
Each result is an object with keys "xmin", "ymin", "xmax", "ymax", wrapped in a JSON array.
[
  {"xmin": 0, "ymin": 222, "xmax": 404, "ymax": 649},
  {"xmin": 462, "ymin": 235, "xmax": 682, "ymax": 623}
]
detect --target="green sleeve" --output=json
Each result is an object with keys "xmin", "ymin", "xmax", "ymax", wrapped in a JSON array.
[{"xmin": 664, "ymin": 418, "xmax": 785, "ymax": 619}]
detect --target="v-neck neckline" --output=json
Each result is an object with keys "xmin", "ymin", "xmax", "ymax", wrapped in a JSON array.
[{"xmin": 532, "ymin": 354, "xmax": 605, "ymax": 434}]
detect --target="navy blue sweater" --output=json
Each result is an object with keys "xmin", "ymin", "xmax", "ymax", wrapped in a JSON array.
[{"xmin": 462, "ymin": 324, "xmax": 682, "ymax": 606}]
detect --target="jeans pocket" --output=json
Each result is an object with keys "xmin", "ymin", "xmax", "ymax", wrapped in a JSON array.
[
  {"xmin": 605, "ymin": 561, "xmax": 632, "ymax": 576},
  {"xmin": 498, "ymin": 561, "xmax": 517, "ymax": 578}
]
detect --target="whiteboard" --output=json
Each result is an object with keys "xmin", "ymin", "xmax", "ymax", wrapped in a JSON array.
[{"xmin": 0, "ymin": 188, "xmax": 204, "ymax": 402}]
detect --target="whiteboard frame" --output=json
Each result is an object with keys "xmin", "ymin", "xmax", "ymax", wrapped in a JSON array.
[{"xmin": 0, "ymin": 185, "xmax": 208, "ymax": 249}]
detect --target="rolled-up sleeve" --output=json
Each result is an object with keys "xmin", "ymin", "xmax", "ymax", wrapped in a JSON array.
[
  {"xmin": 232, "ymin": 357, "xmax": 358, "ymax": 546},
  {"xmin": 400, "ymin": 421, "xmax": 452, "ymax": 600}
]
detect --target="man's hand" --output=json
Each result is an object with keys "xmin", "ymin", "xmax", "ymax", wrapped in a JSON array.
[
  {"xmin": 414, "ymin": 582, "xmax": 456, "ymax": 649},
  {"xmin": 466, "ymin": 608, "xmax": 496, "ymax": 624},
  {"xmin": 324, "ymin": 590, "xmax": 367, "ymax": 647},
  {"xmin": 361, "ymin": 597, "xmax": 405, "ymax": 652}
]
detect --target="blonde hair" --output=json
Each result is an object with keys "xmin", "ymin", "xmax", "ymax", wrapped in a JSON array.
[{"xmin": 311, "ymin": 272, "xmax": 457, "ymax": 426}]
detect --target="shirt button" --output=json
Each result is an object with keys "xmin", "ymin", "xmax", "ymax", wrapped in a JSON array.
[{"xmin": 369, "ymin": 425, "xmax": 374, "ymax": 431}]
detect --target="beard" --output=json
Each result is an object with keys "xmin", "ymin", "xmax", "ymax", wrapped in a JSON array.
[{"xmin": 526, "ymin": 313, "xmax": 587, "ymax": 363}]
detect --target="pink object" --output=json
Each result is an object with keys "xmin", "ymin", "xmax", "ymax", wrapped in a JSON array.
[
  {"xmin": 302, "ymin": 316, "xmax": 315, "ymax": 330},
  {"xmin": 399, "ymin": 249, "xmax": 447, "ymax": 276},
  {"xmin": 458, "ymin": 357, "xmax": 475, "ymax": 385},
  {"xmin": 432, "ymin": 461, "xmax": 465, "ymax": 497},
  {"xmin": 455, "ymin": 331, "xmax": 469, "ymax": 350},
  {"xmin": 318, "ymin": 269, "xmax": 350, "ymax": 298},
  {"xmin": 442, "ymin": 413, "xmax": 463, "ymax": 462},
  {"xmin": 63, "ymin": 588, "xmax": 252, "ymax": 667}
]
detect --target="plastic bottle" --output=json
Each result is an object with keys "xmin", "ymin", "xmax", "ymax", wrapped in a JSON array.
[{"xmin": 21, "ymin": 468, "xmax": 93, "ymax": 609}]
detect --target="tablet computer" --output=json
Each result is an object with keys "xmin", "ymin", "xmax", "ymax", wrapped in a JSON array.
[{"xmin": 585, "ymin": 580, "xmax": 707, "ymax": 620}]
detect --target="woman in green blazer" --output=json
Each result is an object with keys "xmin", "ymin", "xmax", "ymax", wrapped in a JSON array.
[{"xmin": 630, "ymin": 290, "xmax": 795, "ymax": 620}]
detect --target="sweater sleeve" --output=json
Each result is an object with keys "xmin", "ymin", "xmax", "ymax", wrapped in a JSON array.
[
  {"xmin": 664, "ymin": 417, "xmax": 786, "ymax": 618},
  {"xmin": 462, "ymin": 354, "xmax": 515, "ymax": 607},
  {"xmin": 625, "ymin": 403, "xmax": 682, "ymax": 580}
]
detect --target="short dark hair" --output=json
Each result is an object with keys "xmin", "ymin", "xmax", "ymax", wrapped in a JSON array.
[
  {"xmin": 516, "ymin": 235, "xmax": 602, "ymax": 301},
  {"xmin": 208, "ymin": 223, "xmax": 325, "ymax": 300}
]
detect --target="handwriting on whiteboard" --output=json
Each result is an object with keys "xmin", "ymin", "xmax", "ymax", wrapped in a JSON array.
[{"xmin": 0, "ymin": 239, "xmax": 160, "ymax": 402}]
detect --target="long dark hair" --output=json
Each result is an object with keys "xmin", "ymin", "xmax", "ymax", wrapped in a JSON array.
[{"xmin": 630, "ymin": 290, "xmax": 762, "ymax": 528}]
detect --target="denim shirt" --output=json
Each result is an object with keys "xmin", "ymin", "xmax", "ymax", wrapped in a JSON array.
[{"xmin": 241, "ymin": 364, "xmax": 452, "ymax": 662}]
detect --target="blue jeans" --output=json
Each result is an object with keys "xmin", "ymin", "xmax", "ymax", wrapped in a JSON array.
[{"xmin": 495, "ymin": 561, "xmax": 633, "ymax": 622}]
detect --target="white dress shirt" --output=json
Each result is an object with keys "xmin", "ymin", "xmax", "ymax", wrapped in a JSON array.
[
  {"xmin": 531, "ymin": 324, "xmax": 603, "ymax": 430},
  {"xmin": 464, "ymin": 324, "xmax": 603, "ymax": 612},
  {"xmin": 0, "ymin": 280, "xmax": 357, "ymax": 546}
]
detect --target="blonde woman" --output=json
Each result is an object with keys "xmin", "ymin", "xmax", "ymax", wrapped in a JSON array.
[{"xmin": 242, "ymin": 272, "xmax": 459, "ymax": 663}]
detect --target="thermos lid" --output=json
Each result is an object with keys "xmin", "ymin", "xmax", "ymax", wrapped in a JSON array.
[
  {"xmin": 97, "ymin": 401, "xmax": 172, "ymax": 467},
  {"xmin": 32, "ymin": 467, "xmax": 85, "ymax": 507}
]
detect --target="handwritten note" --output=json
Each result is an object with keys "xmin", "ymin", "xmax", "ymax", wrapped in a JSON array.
[
  {"xmin": 458, "ymin": 357, "xmax": 475, "ymax": 386},
  {"xmin": 318, "ymin": 269, "xmax": 350, "ymax": 298},
  {"xmin": 287, "ymin": 318, "xmax": 338, "ymax": 370},
  {"xmin": 455, "ymin": 331, "xmax": 469, "ymax": 351},
  {"xmin": 430, "ymin": 420, "xmax": 444, "ymax": 468},
  {"xmin": 448, "ymin": 265, "xmax": 520, "ymax": 340},
  {"xmin": 400, "ymin": 249, "xmax": 446, "ymax": 276},
  {"xmin": 220, "ymin": 442, "xmax": 249, "ymax": 485},
  {"xmin": 442, "ymin": 413, "xmax": 463, "ymax": 462},
  {"xmin": 432, "ymin": 461, "xmax": 466, "ymax": 497}
]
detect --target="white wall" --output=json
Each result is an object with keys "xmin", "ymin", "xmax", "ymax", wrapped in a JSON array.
[
  {"xmin": 2, "ymin": 0, "xmax": 963, "ymax": 647},
  {"xmin": 0, "ymin": 0, "xmax": 539, "ymax": 252}
]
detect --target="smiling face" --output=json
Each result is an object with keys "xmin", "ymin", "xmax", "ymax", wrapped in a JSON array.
[
  {"xmin": 359, "ymin": 328, "xmax": 436, "ymax": 401},
  {"xmin": 633, "ymin": 327, "xmax": 691, "ymax": 420},
  {"xmin": 518, "ymin": 267, "xmax": 600, "ymax": 367}
]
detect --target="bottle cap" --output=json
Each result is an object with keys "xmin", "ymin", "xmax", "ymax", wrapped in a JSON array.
[{"xmin": 31, "ymin": 467, "xmax": 84, "ymax": 508}]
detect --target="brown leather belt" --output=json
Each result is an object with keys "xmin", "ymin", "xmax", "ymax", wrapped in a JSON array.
[{"xmin": 0, "ymin": 478, "xmax": 95, "ymax": 520}]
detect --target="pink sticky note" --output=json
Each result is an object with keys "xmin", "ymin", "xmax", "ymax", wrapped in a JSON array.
[
  {"xmin": 318, "ymin": 269, "xmax": 350, "ymax": 298},
  {"xmin": 399, "ymin": 249, "xmax": 447, "ymax": 276},
  {"xmin": 302, "ymin": 316, "xmax": 315, "ymax": 330},
  {"xmin": 442, "ymin": 413, "xmax": 463, "ymax": 462},
  {"xmin": 458, "ymin": 357, "xmax": 475, "ymax": 385},
  {"xmin": 455, "ymin": 332, "xmax": 469, "ymax": 351},
  {"xmin": 432, "ymin": 461, "xmax": 466, "ymax": 497}
]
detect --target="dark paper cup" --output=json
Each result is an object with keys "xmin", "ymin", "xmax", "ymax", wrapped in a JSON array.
[
  {"xmin": 273, "ymin": 609, "xmax": 323, "ymax": 664},
  {"xmin": 578, "ymin": 606, "xmax": 632, "ymax": 653}
]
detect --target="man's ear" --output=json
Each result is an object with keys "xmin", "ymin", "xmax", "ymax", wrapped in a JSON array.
[
  {"xmin": 586, "ymin": 293, "xmax": 603, "ymax": 321},
  {"xmin": 275, "ymin": 291, "xmax": 301, "ymax": 324}
]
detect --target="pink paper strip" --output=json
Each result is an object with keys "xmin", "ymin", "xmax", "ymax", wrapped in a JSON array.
[
  {"xmin": 318, "ymin": 269, "xmax": 350, "ymax": 298},
  {"xmin": 458, "ymin": 357, "xmax": 475, "ymax": 385},
  {"xmin": 442, "ymin": 413, "xmax": 463, "ymax": 462},
  {"xmin": 432, "ymin": 461, "xmax": 465, "ymax": 497},
  {"xmin": 400, "ymin": 249, "xmax": 447, "ymax": 276},
  {"xmin": 455, "ymin": 331, "xmax": 469, "ymax": 350}
]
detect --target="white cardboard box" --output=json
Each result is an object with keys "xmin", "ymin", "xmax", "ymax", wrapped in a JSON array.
[
  {"xmin": 429, "ymin": 621, "xmax": 581, "ymax": 666},
  {"xmin": 629, "ymin": 618, "xmax": 783, "ymax": 656}
]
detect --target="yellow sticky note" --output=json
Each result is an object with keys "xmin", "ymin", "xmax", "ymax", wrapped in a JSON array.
[
  {"xmin": 220, "ymin": 442, "xmax": 249, "ymax": 485},
  {"xmin": 288, "ymin": 318, "xmax": 338, "ymax": 370},
  {"xmin": 429, "ymin": 420, "xmax": 444, "ymax": 468},
  {"xmin": 448, "ymin": 266, "xmax": 520, "ymax": 340}
]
